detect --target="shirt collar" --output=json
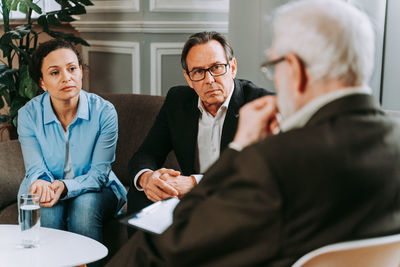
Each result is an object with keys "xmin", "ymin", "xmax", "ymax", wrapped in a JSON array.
[
  {"xmin": 43, "ymin": 90, "xmax": 89, "ymax": 125},
  {"xmin": 197, "ymin": 83, "xmax": 235, "ymax": 115},
  {"xmin": 280, "ymin": 85, "xmax": 372, "ymax": 132}
]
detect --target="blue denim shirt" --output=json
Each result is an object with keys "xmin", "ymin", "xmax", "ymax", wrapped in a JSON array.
[{"xmin": 17, "ymin": 90, "xmax": 127, "ymax": 211}]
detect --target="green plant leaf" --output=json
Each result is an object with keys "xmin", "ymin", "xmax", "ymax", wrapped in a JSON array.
[
  {"xmin": 47, "ymin": 14, "xmax": 62, "ymax": 26},
  {"xmin": 14, "ymin": 25, "xmax": 31, "ymax": 36},
  {"xmin": 46, "ymin": 30, "xmax": 90, "ymax": 46},
  {"xmin": 0, "ymin": 115, "xmax": 10, "ymax": 124},
  {"xmin": 12, "ymin": 115, "xmax": 18, "ymax": 127},
  {"xmin": 0, "ymin": 31, "xmax": 22, "ymax": 44},
  {"xmin": 9, "ymin": 96, "xmax": 28, "ymax": 118},
  {"xmin": 0, "ymin": 44, "xmax": 12, "ymax": 58},
  {"xmin": 23, "ymin": 0, "xmax": 42, "ymax": 14},
  {"xmin": 69, "ymin": 4, "xmax": 86, "ymax": 15},
  {"xmin": 57, "ymin": 11, "xmax": 75, "ymax": 22},
  {"xmin": 55, "ymin": 0, "xmax": 73, "ymax": 9},
  {"xmin": 0, "ymin": 65, "xmax": 8, "ymax": 72},
  {"xmin": 0, "ymin": 68, "xmax": 17, "ymax": 83},
  {"xmin": 37, "ymin": 15, "xmax": 49, "ymax": 31},
  {"xmin": 18, "ymin": 64, "xmax": 38, "ymax": 99},
  {"xmin": 10, "ymin": 0, "xmax": 19, "ymax": 11},
  {"xmin": 19, "ymin": 1, "xmax": 27, "ymax": 14},
  {"xmin": 0, "ymin": 68, "xmax": 17, "ymax": 93},
  {"xmin": 2, "ymin": 89, "xmax": 11, "ymax": 106},
  {"xmin": 77, "ymin": 0, "xmax": 93, "ymax": 6},
  {"xmin": 0, "ymin": 95, "xmax": 4, "ymax": 109},
  {"xmin": 5, "ymin": 0, "xmax": 13, "ymax": 7}
]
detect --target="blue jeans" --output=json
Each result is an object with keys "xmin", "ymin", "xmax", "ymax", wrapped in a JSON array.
[{"xmin": 41, "ymin": 187, "xmax": 117, "ymax": 266}]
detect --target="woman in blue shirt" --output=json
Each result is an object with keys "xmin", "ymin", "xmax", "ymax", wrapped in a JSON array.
[{"xmin": 17, "ymin": 39, "xmax": 127, "ymax": 247}]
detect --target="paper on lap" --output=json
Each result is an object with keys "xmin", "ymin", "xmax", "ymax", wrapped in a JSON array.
[{"xmin": 128, "ymin": 197, "xmax": 180, "ymax": 234}]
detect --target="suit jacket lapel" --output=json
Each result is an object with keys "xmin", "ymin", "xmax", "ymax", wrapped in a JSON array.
[
  {"xmin": 221, "ymin": 79, "xmax": 244, "ymax": 152},
  {"xmin": 182, "ymin": 93, "xmax": 200, "ymax": 174}
]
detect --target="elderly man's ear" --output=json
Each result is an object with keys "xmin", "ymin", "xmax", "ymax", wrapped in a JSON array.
[{"xmin": 285, "ymin": 53, "xmax": 308, "ymax": 94}]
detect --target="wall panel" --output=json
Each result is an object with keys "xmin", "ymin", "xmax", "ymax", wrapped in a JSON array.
[{"xmin": 73, "ymin": 0, "xmax": 229, "ymax": 95}]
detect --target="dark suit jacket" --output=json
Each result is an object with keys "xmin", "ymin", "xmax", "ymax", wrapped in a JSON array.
[
  {"xmin": 110, "ymin": 94, "xmax": 400, "ymax": 266},
  {"xmin": 127, "ymin": 79, "xmax": 272, "ymax": 214}
]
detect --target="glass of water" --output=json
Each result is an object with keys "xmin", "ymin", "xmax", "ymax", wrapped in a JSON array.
[{"xmin": 18, "ymin": 193, "xmax": 40, "ymax": 248}]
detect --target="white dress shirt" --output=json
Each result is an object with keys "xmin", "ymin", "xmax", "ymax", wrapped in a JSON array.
[{"xmin": 134, "ymin": 84, "xmax": 235, "ymax": 190}]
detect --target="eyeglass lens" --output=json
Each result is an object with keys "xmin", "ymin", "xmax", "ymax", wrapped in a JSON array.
[{"xmin": 189, "ymin": 64, "xmax": 228, "ymax": 81}]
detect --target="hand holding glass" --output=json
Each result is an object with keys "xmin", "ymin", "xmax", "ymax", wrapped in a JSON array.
[{"xmin": 18, "ymin": 193, "xmax": 40, "ymax": 248}]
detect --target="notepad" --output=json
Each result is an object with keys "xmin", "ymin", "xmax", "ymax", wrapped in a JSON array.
[{"xmin": 127, "ymin": 197, "xmax": 180, "ymax": 234}]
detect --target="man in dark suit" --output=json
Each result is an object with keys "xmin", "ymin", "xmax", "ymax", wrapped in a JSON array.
[
  {"xmin": 109, "ymin": 1, "xmax": 400, "ymax": 266},
  {"xmin": 127, "ymin": 31, "xmax": 272, "ymax": 214}
]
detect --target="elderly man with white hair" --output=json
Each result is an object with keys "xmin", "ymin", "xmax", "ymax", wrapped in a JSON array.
[{"xmin": 107, "ymin": 1, "xmax": 400, "ymax": 266}]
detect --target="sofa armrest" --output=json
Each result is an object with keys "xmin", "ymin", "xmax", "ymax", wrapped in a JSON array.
[{"xmin": 0, "ymin": 140, "xmax": 25, "ymax": 210}]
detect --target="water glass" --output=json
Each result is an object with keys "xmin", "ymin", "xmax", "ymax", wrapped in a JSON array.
[{"xmin": 18, "ymin": 193, "xmax": 40, "ymax": 248}]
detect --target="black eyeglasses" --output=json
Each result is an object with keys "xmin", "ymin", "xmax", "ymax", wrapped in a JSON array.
[
  {"xmin": 260, "ymin": 57, "xmax": 286, "ymax": 80},
  {"xmin": 186, "ymin": 63, "xmax": 229, "ymax": 82}
]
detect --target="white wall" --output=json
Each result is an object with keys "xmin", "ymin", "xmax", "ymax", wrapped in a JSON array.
[
  {"xmin": 229, "ymin": 0, "xmax": 287, "ymax": 92},
  {"xmin": 74, "ymin": 0, "xmax": 230, "ymax": 96},
  {"xmin": 229, "ymin": 0, "xmax": 389, "ymax": 103},
  {"xmin": 381, "ymin": 0, "xmax": 400, "ymax": 110}
]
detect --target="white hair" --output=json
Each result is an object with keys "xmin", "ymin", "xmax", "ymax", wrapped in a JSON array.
[{"xmin": 273, "ymin": 0, "xmax": 375, "ymax": 86}]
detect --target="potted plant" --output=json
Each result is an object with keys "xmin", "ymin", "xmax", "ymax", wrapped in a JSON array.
[{"xmin": 0, "ymin": 0, "xmax": 92, "ymax": 139}]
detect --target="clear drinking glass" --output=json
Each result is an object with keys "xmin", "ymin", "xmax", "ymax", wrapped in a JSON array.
[{"xmin": 18, "ymin": 193, "xmax": 40, "ymax": 248}]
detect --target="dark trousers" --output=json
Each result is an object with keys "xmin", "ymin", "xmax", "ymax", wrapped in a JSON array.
[{"xmin": 126, "ymin": 188, "xmax": 153, "ymax": 237}]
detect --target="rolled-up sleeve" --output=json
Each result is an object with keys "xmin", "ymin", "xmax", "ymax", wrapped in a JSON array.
[
  {"xmin": 18, "ymin": 107, "xmax": 55, "ymax": 188},
  {"xmin": 63, "ymin": 104, "xmax": 118, "ymax": 198}
]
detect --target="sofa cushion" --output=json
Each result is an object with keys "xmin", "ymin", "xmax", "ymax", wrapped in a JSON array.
[
  {"xmin": 0, "ymin": 202, "xmax": 18, "ymax": 224},
  {"xmin": 100, "ymin": 93, "xmax": 179, "ymax": 186},
  {"xmin": 0, "ymin": 140, "xmax": 25, "ymax": 210}
]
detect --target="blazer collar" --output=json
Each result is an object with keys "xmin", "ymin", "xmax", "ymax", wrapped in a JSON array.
[
  {"xmin": 228, "ymin": 79, "xmax": 245, "ymax": 114},
  {"xmin": 306, "ymin": 94, "xmax": 383, "ymax": 127},
  {"xmin": 221, "ymin": 79, "xmax": 243, "ymax": 151}
]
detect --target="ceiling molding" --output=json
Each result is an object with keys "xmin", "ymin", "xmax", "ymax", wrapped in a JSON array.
[
  {"xmin": 149, "ymin": 0, "xmax": 229, "ymax": 12},
  {"xmin": 71, "ymin": 21, "xmax": 228, "ymax": 33},
  {"xmin": 86, "ymin": 0, "xmax": 140, "ymax": 13}
]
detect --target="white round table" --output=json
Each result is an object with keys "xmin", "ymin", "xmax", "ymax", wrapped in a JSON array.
[{"xmin": 0, "ymin": 224, "xmax": 108, "ymax": 267}]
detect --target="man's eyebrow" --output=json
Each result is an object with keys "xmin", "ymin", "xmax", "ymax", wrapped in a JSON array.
[{"xmin": 189, "ymin": 61, "xmax": 225, "ymax": 70}]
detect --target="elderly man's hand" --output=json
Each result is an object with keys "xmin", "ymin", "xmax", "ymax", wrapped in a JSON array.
[
  {"xmin": 139, "ymin": 168, "xmax": 180, "ymax": 202},
  {"xmin": 233, "ymin": 95, "xmax": 279, "ymax": 148},
  {"xmin": 160, "ymin": 173, "xmax": 196, "ymax": 199}
]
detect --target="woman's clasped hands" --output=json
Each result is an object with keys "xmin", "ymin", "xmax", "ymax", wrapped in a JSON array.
[{"xmin": 29, "ymin": 179, "xmax": 67, "ymax": 207}]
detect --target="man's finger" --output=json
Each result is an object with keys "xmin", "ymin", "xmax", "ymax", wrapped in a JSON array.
[
  {"xmin": 155, "ymin": 179, "xmax": 179, "ymax": 196},
  {"xmin": 145, "ymin": 182, "xmax": 176, "ymax": 201},
  {"xmin": 145, "ymin": 190, "xmax": 161, "ymax": 202},
  {"xmin": 164, "ymin": 169, "xmax": 181, "ymax": 177},
  {"xmin": 154, "ymin": 186, "xmax": 176, "ymax": 200}
]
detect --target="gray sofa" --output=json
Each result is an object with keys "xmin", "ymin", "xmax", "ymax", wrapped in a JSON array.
[{"xmin": 0, "ymin": 93, "xmax": 179, "ymax": 264}]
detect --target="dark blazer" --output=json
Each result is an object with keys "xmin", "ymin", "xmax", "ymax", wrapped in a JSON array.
[
  {"xmin": 109, "ymin": 94, "xmax": 400, "ymax": 266},
  {"xmin": 127, "ymin": 79, "xmax": 272, "ymax": 214}
]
